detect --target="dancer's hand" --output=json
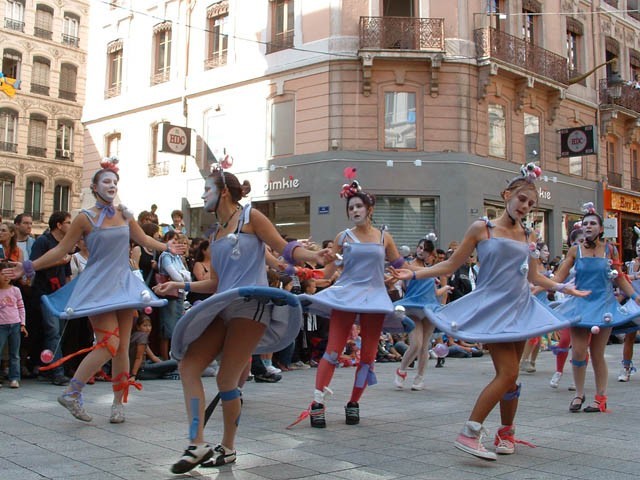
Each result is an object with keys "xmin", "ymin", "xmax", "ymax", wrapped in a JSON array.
[
  {"xmin": 562, "ymin": 286, "xmax": 590, "ymax": 298},
  {"xmin": 166, "ymin": 239, "xmax": 187, "ymax": 256},
  {"xmin": 313, "ymin": 248, "xmax": 335, "ymax": 265},
  {"xmin": 388, "ymin": 267, "xmax": 414, "ymax": 281},
  {"xmin": 153, "ymin": 281, "xmax": 181, "ymax": 297}
]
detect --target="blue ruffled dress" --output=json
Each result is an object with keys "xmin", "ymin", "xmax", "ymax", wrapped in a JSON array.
[
  {"xmin": 299, "ymin": 228, "xmax": 403, "ymax": 331},
  {"xmin": 170, "ymin": 205, "xmax": 303, "ymax": 359},
  {"xmin": 424, "ymin": 221, "xmax": 571, "ymax": 343},
  {"xmin": 554, "ymin": 244, "xmax": 640, "ymax": 329},
  {"xmin": 42, "ymin": 210, "xmax": 167, "ymax": 319},
  {"xmin": 394, "ymin": 275, "xmax": 440, "ymax": 319}
]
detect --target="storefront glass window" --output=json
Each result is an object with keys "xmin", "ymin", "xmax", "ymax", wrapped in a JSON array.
[
  {"xmin": 253, "ymin": 196, "xmax": 310, "ymax": 240},
  {"xmin": 562, "ymin": 212, "xmax": 583, "ymax": 251},
  {"xmin": 524, "ymin": 113, "xmax": 540, "ymax": 163}
]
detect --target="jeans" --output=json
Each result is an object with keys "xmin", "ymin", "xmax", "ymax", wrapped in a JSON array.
[
  {"xmin": 42, "ymin": 307, "xmax": 65, "ymax": 377},
  {"xmin": 0, "ymin": 323, "xmax": 22, "ymax": 381}
]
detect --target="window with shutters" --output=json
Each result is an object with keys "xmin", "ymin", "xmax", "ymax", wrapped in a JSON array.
[
  {"xmin": 25, "ymin": 178, "xmax": 44, "ymax": 221},
  {"xmin": 59, "ymin": 63, "xmax": 77, "ymax": 101},
  {"xmin": 54, "ymin": 183, "xmax": 71, "ymax": 212},
  {"xmin": 0, "ymin": 174, "xmax": 14, "ymax": 218},
  {"xmin": 205, "ymin": 2, "xmax": 228, "ymax": 69},
  {"xmin": 34, "ymin": 4, "xmax": 53, "ymax": 39},
  {"xmin": 489, "ymin": 103, "xmax": 507, "ymax": 158},
  {"xmin": 2, "ymin": 49, "xmax": 22, "ymax": 79},
  {"xmin": 374, "ymin": 196, "xmax": 439, "ymax": 249},
  {"xmin": 152, "ymin": 23, "xmax": 171, "ymax": 84},
  {"xmin": 27, "ymin": 114, "xmax": 47, "ymax": 157},
  {"xmin": 56, "ymin": 120, "xmax": 74, "ymax": 160},
  {"xmin": 268, "ymin": 0, "xmax": 294, "ymax": 54},
  {"xmin": 106, "ymin": 132, "xmax": 121, "ymax": 158},
  {"xmin": 62, "ymin": 12, "xmax": 80, "ymax": 47},
  {"xmin": 105, "ymin": 40, "xmax": 123, "ymax": 98},
  {"xmin": 0, "ymin": 109, "xmax": 18, "ymax": 153},
  {"xmin": 5, "ymin": 0, "xmax": 25, "ymax": 32},
  {"xmin": 31, "ymin": 56, "xmax": 50, "ymax": 96}
]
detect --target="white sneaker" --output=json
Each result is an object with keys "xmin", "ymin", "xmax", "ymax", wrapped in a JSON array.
[
  {"xmin": 549, "ymin": 372, "xmax": 562, "ymax": 389},
  {"xmin": 394, "ymin": 369, "xmax": 407, "ymax": 389},
  {"xmin": 618, "ymin": 368, "xmax": 631, "ymax": 382},
  {"xmin": 454, "ymin": 422, "xmax": 497, "ymax": 461},
  {"xmin": 109, "ymin": 403, "xmax": 125, "ymax": 423},
  {"xmin": 266, "ymin": 365, "xmax": 281, "ymax": 374},
  {"xmin": 428, "ymin": 350, "xmax": 437, "ymax": 360},
  {"xmin": 519, "ymin": 360, "xmax": 531, "ymax": 372},
  {"xmin": 411, "ymin": 375, "xmax": 425, "ymax": 391},
  {"xmin": 568, "ymin": 383, "xmax": 576, "ymax": 391}
]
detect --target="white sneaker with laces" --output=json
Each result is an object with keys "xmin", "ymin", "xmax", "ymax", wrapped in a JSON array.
[
  {"xmin": 394, "ymin": 369, "xmax": 407, "ymax": 389},
  {"xmin": 266, "ymin": 365, "xmax": 281, "ymax": 374},
  {"xmin": 411, "ymin": 375, "xmax": 425, "ymax": 391},
  {"xmin": 618, "ymin": 368, "xmax": 631, "ymax": 382},
  {"xmin": 549, "ymin": 371, "xmax": 562, "ymax": 389}
]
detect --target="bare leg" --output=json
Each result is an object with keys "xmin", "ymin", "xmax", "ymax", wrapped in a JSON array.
[
  {"xmin": 589, "ymin": 327, "xmax": 611, "ymax": 398},
  {"xmin": 570, "ymin": 327, "xmax": 590, "ymax": 400}
]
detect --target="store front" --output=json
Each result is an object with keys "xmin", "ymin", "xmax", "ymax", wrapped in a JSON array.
[{"xmin": 603, "ymin": 188, "xmax": 640, "ymax": 263}]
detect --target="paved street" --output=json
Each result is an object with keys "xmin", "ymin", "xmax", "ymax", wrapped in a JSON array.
[{"xmin": 2, "ymin": 344, "xmax": 640, "ymax": 480}]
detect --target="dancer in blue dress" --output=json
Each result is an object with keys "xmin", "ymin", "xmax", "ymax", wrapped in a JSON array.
[
  {"xmin": 392, "ymin": 164, "xmax": 588, "ymax": 461},
  {"xmin": 553, "ymin": 203, "xmax": 640, "ymax": 413},
  {"xmin": 617, "ymin": 234, "xmax": 640, "ymax": 382},
  {"xmin": 153, "ymin": 168, "xmax": 330, "ymax": 474},
  {"xmin": 4, "ymin": 158, "xmax": 184, "ymax": 423},
  {"xmin": 393, "ymin": 236, "xmax": 451, "ymax": 391},
  {"xmin": 292, "ymin": 170, "xmax": 408, "ymax": 429}
]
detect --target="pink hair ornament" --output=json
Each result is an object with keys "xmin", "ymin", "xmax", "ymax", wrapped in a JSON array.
[
  {"xmin": 519, "ymin": 162, "xmax": 542, "ymax": 182},
  {"xmin": 100, "ymin": 156, "xmax": 119, "ymax": 173},
  {"xmin": 581, "ymin": 202, "xmax": 597, "ymax": 215}
]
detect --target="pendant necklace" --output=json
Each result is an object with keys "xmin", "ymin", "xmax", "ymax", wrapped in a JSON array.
[{"xmin": 218, "ymin": 206, "xmax": 240, "ymax": 228}]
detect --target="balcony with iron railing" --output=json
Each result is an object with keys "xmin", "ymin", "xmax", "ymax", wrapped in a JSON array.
[
  {"xmin": 359, "ymin": 16, "xmax": 445, "ymax": 52},
  {"xmin": 267, "ymin": 30, "xmax": 294, "ymax": 54},
  {"xmin": 27, "ymin": 146, "xmax": 46, "ymax": 157},
  {"xmin": 0, "ymin": 142, "xmax": 17, "ymax": 153},
  {"xmin": 631, "ymin": 177, "xmax": 640, "ymax": 192},
  {"xmin": 31, "ymin": 84, "xmax": 49, "ymax": 96},
  {"xmin": 61, "ymin": 33, "xmax": 79, "ymax": 47},
  {"xmin": 104, "ymin": 84, "xmax": 121, "ymax": 99},
  {"xmin": 34, "ymin": 27, "xmax": 52, "ymax": 40},
  {"xmin": 475, "ymin": 27, "xmax": 570, "ymax": 85},
  {"xmin": 24, "ymin": 211, "xmax": 43, "ymax": 222},
  {"xmin": 205, "ymin": 50, "xmax": 227, "ymax": 70},
  {"xmin": 0, "ymin": 209, "xmax": 15, "ymax": 219},
  {"xmin": 148, "ymin": 161, "xmax": 169, "ymax": 177},
  {"xmin": 55, "ymin": 148, "xmax": 74, "ymax": 161},
  {"xmin": 599, "ymin": 78, "xmax": 640, "ymax": 115},
  {"xmin": 4, "ymin": 17, "xmax": 24, "ymax": 32},
  {"xmin": 151, "ymin": 70, "xmax": 170, "ymax": 85},
  {"xmin": 59, "ymin": 90, "xmax": 77, "ymax": 101},
  {"xmin": 608, "ymin": 171, "xmax": 623, "ymax": 188}
]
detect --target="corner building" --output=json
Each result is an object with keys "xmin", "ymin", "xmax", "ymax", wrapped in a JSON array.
[{"xmin": 82, "ymin": 1, "xmax": 640, "ymax": 257}]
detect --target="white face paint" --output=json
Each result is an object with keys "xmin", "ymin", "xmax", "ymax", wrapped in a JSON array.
[
  {"xmin": 539, "ymin": 245, "xmax": 550, "ymax": 262},
  {"xmin": 415, "ymin": 243, "xmax": 426, "ymax": 260},
  {"xmin": 348, "ymin": 197, "xmax": 369, "ymax": 226},
  {"xmin": 636, "ymin": 240, "xmax": 640, "ymax": 256},
  {"xmin": 202, "ymin": 178, "xmax": 220, "ymax": 212},
  {"xmin": 94, "ymin": 171, "xmax": 118, "ymax": 203},
  {"xmin": 582, "ymin": 215, "xmax": 603, "ymax": 243}
]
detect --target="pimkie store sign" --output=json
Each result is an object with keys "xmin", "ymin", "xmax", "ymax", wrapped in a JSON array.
[{"xmin": 264, "ymin": 175, "xmax": 301, "ymax": 192}]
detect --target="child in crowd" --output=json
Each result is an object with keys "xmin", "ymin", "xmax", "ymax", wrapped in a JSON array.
[
  {"xmin": 129, "ymin": 314, "xmax": 178, "ymax": 380},
  {"xmin": 0, "ymin": 261, "xmax": 27, "ymax": 388}
]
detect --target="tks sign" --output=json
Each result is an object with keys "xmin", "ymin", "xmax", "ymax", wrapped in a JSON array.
[{"xmin": 161, "ymin": 123, "xmax": 191, "ymax": 155}]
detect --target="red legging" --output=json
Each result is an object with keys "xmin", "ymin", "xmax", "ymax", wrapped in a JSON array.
[
  {"xmin": 555, "ymin": 328, "xmax": 571, "ymax": 373},
  {"xmin": 315, "ymin": 310, "xmax": 385, "ymax": 403}
]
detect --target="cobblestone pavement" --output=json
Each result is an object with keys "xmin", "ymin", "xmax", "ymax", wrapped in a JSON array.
[{"xmin": 1, "ymin": 344, "xmax": 639, "ymax": 480}]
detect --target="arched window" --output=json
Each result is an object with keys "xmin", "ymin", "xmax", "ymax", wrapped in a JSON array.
[
  {"xmin": 59, "ymin": 63, "xmax": 77, "ymax": 101},
  {"xmin": 31, "ymin": 56, "xmax": 51, "ymax": 95},
  {"xmin": 27, "ymin": 113, "xmax": 48, "ymax": 157},
  {"xmin": 0, "ymin": 108, "xmax": 19, "ymax": 153},
  {"xmin": 0, "ymin": 173, "xmax": 15, "ymax": 218},
  {"xmin": 25, "ymin": 177, "xmax": 44, "ymax": 221},
  {"xmin": 2, "ymin": 49, "xmax": 22, "ymax": 79},
  {"xmin": 54, "ymin": 182, "xmax": 71, "ymax": 212},
  {"xmin": 56, "ymin": 119, "xmax": 74, "ymax": 160},
  {"xmin": 152, "ymin": 22, "xmax": 172, "ymax": 84},
  {"xmin": 34, "ymin": 4, "xmax": 54, "ymax": 39},
  {"xmin": 62, "ymin": 12, "xmax": 80, "ymax": 47},
  {"xmin": 5, "ymin": 0, "xmax": 25, "ymax": 32}
]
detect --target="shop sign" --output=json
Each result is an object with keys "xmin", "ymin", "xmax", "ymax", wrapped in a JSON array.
[
  {"xmin": 161, "ymin": 123, "xmax": 191, "ymax": 155},
  {"xmin": 264, "ymin": 175, "xmax": 300, "ymax": 192},
  {"xmin": 609, "ymin": 192, "xmax": 640, "ymax": 214},
  {"xmin": 559, "ymin": 125, "xmax": 596, "ymax": 158},
  {"xmin": 603, "ymin": 217, "xmax": 617, "ymax": 239},
  {"xmin": 538, "ymin": 187, "xmax": 551, "ymax": 200}
]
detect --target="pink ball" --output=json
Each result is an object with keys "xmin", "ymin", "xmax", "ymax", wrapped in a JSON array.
[
  {"xmin": 591, "ymin": 326, "xmax": 600, "ymax": 334},
  {"xmin": 433, "ymin": 343, "xmax": 449, "ymax": 358},
  {"xmin": 144, "ymin": 306, "xmax": 153, "ymax": 314},
  {"xmin": 40, "ymin": 349, "xmax": 54, "ymax": 364}
]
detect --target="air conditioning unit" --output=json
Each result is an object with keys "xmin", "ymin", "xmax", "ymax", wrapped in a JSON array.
[{"xmin": 61, "ymin": 149, "xmax": 72, "ymax": 158}]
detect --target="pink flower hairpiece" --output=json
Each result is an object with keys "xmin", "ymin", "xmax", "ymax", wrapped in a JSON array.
[
  {"xmin": 581, "ymin": 202, "xmax": 597, "ymax": 215},
  {"xmin": 520, "ymin": 162, "xmax": 542, "ymax": 182},
  {"xmin": 340, "ymin": 166, "xmax": 361, "ymax": 199},
  {"xmin": 100, "ymin": 156, "xmax": 119, "ymax": 173},
  {"xmin": 572, "ymin": 221, "xmax": 583, "ymax": 230}
]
